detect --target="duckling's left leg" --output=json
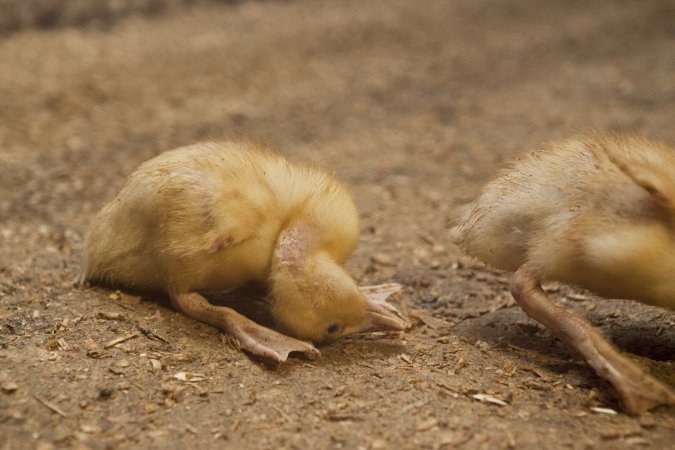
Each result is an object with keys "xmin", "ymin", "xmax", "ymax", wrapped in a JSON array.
[
  {"xmin": 509, "ymin": 269, "xmax": 675, "ymax": 414},
  {"xmin": 169, "ymin": 291, "xmax": 320, "ymax": 364}
]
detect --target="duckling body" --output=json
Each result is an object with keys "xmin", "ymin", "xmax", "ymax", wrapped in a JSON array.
[
  {"xmin": 83, "ymin": 142, "xmax": 357, "ymax": 293},
  {"xmin": 452, "ymin": 133, "xmax": 675, "ymax": 413},
  {"xmin": 81, "ymin": 141, "xmax": 406, "ymax": 362}
]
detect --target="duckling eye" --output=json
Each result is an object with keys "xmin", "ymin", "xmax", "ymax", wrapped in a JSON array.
[{"xmin": 326, "ymin": 323, "xmax": 341, "ymax": 335}]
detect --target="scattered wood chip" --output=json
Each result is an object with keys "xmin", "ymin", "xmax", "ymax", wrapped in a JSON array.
[
  {"xmin": 123, "ymin": 295, "xmax": 142, "ymax": 305},
  {"xmin": 638, "ymin": 413, "xmax": 656, "ymax": 429},
  {"xmin": 542, "ymin": 282, "xmax": 560, "ymax": 293},
  {"xmin": 174, "ymin": 371, "xmax": 188, "ymax": 381},
  {"xmin": 600, "ymin": 426, "xmax": 642, "ymax": 440},
  {"xmin": 436, "ymin": 381, "xmax": 459, "ymax": 394},
  {"xmin": 416, "ymin": 417, "xmax": 438, "ymax": 431},
  {"xmin": 452, "ymin": 356, "xmax": 467, "ymax": 375},
  {"xmin": 52, "ymin": 424, "xmax": 71, "ymax": 442},
  {"xmin": 243, "ymin": 394, "xmax": 256, "ymax": 406},
  {"xmin": 272, "ymin": 405, "xmax": 292, "ymax": 422},
  {"xmin": 114, "ymin": 302, "xmax": 136, "ymax": 311},
  {"xmin": 568, "ymin": 293, "xmax": 590, "ymax": 302},
  {"xmin": 370, "ymin": 439, "xmax": 388, "ymax": 450},
  {"xmin": 34, "ymin": 395, "xmax": 68, "ymax": 417},
  {"xmin": 400, "ymin": 399, "xmax": 429, "ymax": 414},
  {"xmin": 325, "ymin": 411, "xmax": 361, "ymax": 421},
  {"xmin": 137, "ymin": 324, "xmax": 169, "ymax": 344},
  {"xmin": 149, "ymin": 359, "xmax": 162, "ymax": 372},
  {"xmin": 406, "ymin": 311, "xmax": 449, "ymax": 330},
  {"xmin": 145, "ymin": 403, "xmax": 157, "ymax": 414},
  {"xmin": 502, "ymin": 362, "xmax": 517, "ymax": 377},
  {"xmin": 1, "ymin": 380, "xmax": 18, "ymax": 393},
  {"xmin": 97, "ymin": 312, "xmax": 127, "ymax": 321},
  {"xmin": 80, "ymin": 423, "xmax": 102, "ymax": 434},
  {"xmin": 86, "ymin": 346, "xmax": 109, "ymax": 359},
  {"xmin": 475, "ymin": 340, "xmax": 490, "ymax": 352},
  {"xmin": 489, "ymin": 296, "xmax": 515, "ymax": 313},
  {"xmin": 398, "ymin": 354, "xmax": 413, "ymax": 364},
  {"xmin": 371, "ymin": 253, "xmax": 397, "ymax": 267},
  {"xmin": 219, "ymin": 333, "xmax": 241, "ymax": 352},
  {"xmin": 527, "ymin": 366, "xmax": 550, "ymax": 381},
  {"xmin": 472, "ymin": 393, "xmax": 508, "ymax": 406},
  {"xmin": 438, "ymin": 429, "xmax": 473, "ymax": 447},
  {"xmin": 590, "ymin": 407, "xmax": 618, "ymax": 415},
  {"xmin": 625, "ymin": 437, "xmax": 650, "ymax": 446},
  {"xmin": 104, "ymin": 333, "xmax": 138, "ymax": 349},
  {"xmin": 147, "ymin": 309, "xmax": 163, "ymax": 321},
  {"xmin": 230, "ymin": 419, "xmax": 241, "ymax": 432},
  {"xmin": 161, "ymin": 353, "xmax": 194, "ymax": 364},
  {"xmin": 45, "ymin": 338, "xmax": 59, "ymax": 351},
  {"xmin": 56, "ymin": 338, "xmax": 70, "ymax": 351},
  {"xmin": 173, "ymin": 371, "xmax": 207, "ymax": 382}
]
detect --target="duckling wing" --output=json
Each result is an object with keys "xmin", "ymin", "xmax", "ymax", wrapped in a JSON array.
[
  {"xmin": 601, "ymin": 136, "xmax": 675, "ymax": 208},
  {"xmin": 158, "ymin": 167, "xmax": 268, "ymax": 259},
  {"xmin": 547, "ymin": 220, "xmax": 675, "ymax": 309}
]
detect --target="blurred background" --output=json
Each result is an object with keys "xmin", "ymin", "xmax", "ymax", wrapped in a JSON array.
[{"xmin": 0, "ymin": 0, "xmax": 204, "ymax": 34}]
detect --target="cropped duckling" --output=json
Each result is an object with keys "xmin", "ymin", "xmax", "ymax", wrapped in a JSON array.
[
  {"xmin": 80, "ymin": 140, "xmax": 407, "ymax": 363},
  {"xmin": 451, "ymin": 133, "xmax": 675, "ymax": 413}
]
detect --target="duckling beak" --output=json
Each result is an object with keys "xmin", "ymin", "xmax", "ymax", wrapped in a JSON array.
[{"xmin": 358, "ymin": 283, "xmax": 408, "ymax": 333}]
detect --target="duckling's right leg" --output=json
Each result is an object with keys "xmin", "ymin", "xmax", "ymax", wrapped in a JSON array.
[
  {"xmin": 169, "ymin": 291, "xmax": 320, "ymax": 364},
  {"xmin": 509, "ymin": 269, "xmax": 675, "ymax": 414}
]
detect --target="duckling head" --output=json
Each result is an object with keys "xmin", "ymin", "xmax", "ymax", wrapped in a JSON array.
[{"xmin": 269, "ymin": 225, "xmax": 405, "ymax": 343}]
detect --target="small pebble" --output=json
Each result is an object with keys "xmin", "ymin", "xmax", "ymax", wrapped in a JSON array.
[
  {"xmin": 99, "ymin": 387, "xmax": 114, "ymax": 399},
  {"xmin": 416, "ymin": 417, "xmax": 438, "ymax": 431},
  {"xmin": 1, "ymin": 381, "xmax": 18, "ymax": 393}
]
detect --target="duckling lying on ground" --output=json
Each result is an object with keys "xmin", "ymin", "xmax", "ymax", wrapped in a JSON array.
[
  {"xmin": 80, "ymin": 141, "xmax": 407, "ymax": 363},
  {"xmin": 451, "ymin": 133, "xmax": 675, "ymax": 413}
]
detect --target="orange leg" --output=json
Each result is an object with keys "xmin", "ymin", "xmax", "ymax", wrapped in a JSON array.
[
  {"xmin": 510, "ymin": 269, "xmax": 675, "ymax": 414},
  {"xmin": 170, "ymin": 291, "xmax": 319, "ymax": 364}
]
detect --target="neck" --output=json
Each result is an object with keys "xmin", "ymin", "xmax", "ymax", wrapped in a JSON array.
[
  {"xmin": 269, "ymin": 223, "xmax": 354, "ymax": 303},
  {"xmin": 273, "ymin": 224, "xmax": 310, "ymax": 278}
]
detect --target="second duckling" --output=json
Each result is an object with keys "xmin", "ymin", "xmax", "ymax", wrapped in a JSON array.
[{"xmin": 452, "ymin": 133, "xmax": 675, "ymax": 413}]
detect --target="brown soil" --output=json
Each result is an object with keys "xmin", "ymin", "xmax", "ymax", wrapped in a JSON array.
[{"xmin": 1, "ymin": 0, "xmax": 674, "ymax": 448}]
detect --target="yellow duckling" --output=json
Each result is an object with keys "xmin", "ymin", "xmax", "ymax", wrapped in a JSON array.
[
  {"xmin": 81, "ymin": 140, "xmax": 407, "ymax": 363},
  {"xmin": 452, "ymin": 133, "xmax": 675, "ymax": 413}
]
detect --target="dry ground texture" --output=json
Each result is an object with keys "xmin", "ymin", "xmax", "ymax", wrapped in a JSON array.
[{"xmin": 1, "ymin": 0, "xmax": 674, "ymax": 448}]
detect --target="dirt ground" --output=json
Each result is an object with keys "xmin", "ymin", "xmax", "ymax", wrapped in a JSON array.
[{"xmin": 1, "ymin": 0, "xmax": 674, "ymax": 448}]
